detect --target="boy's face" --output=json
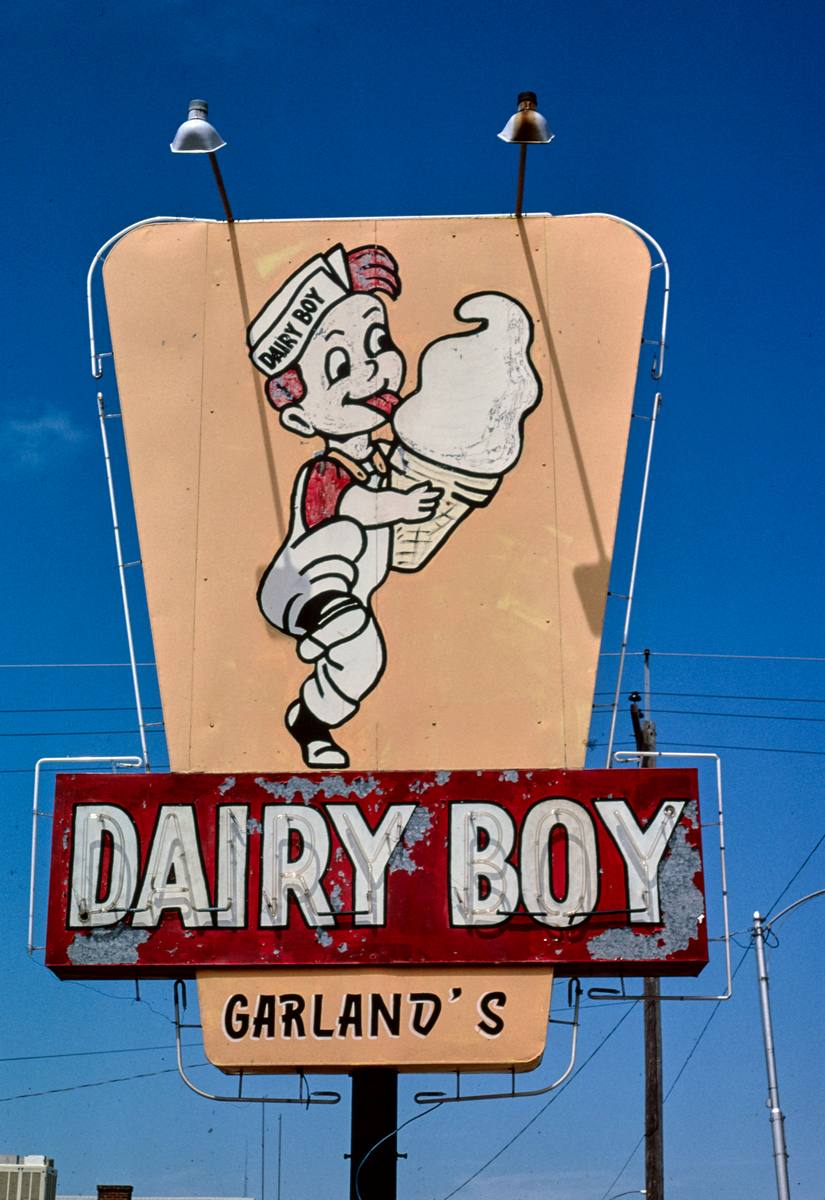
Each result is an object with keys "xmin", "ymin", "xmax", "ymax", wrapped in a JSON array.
[{"xmin": 287, "ymin": 294, "xmax": 406, "ymax": 437}]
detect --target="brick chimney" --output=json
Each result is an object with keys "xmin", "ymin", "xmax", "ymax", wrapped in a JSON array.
[{"xmin": 97, "ymin": 1186, "xmax": 133, "ymax": 1200}]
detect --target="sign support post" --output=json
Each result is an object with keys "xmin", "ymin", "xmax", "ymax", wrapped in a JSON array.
[
  {"xmin": 643, "ymin": 975, "xmax": 664, "ymax": 1200},
  {"xmin": 631, "ymin": 682, "xmax": 664, "ymax": 1200},
  {"xmin": 350, "ymin": 1069, "xmax": 398, "ymax": 1200}
]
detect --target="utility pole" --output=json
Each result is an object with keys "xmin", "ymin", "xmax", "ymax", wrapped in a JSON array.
[
  {"xmin": 276, "ymin": 1115, "xmax": 283, "ymax": 1200},
  {"xmin": 630, "ymin": 652, "xmax": 664, "ymax": 1200},
  {"xmin": 260, "ymin": 1105, "xmax": 266, "ymax": 1200},
  {"xmin": 751, "ymin": 891, "xmax": 824, "ymax": 1200},
  {"xmin": 350, "ymin": 1069, "xmax": 398, "ymax": 1199},
  {"xmin": 752, "ymin": 911, "xmax": 791, "ymax": 1200}
]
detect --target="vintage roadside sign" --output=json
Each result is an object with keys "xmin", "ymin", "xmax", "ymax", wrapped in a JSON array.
[
  {"xmin": 197, "ymin": 967, "xmax": 553, "ymax": 1073},
  {"xmin": 46, "ymin": 768, "xmax": 707, "ymax": 979},
  {"xmin": 102, "ymin": 214, "xmax": 650, "ymax": 774},
  {"xmin": 46, "ymin": 211, "xmax": 703, "ymax": 1081}
]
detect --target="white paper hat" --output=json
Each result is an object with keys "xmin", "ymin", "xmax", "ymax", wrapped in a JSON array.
[{"xmin": 247, "ymin": 245, "xmax": 351, "ymax": 375}]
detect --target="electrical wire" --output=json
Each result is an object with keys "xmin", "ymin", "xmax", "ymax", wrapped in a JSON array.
[
  {"xmin": 0, "ymin": 1062, "xmax": 210, "ymax": 1103},
  {"xmin": 595, "ymin": 740, "xmax": 825, "ymax": 757},
  {"xmin": 599, "ymin": 652, "xmax": 825, "ymax": 662},
  {"xmin": 0, "ymin": 1042, "xmax": 198, "ymax": 1063},
  {"xmin": 437, "ymin": 1003, "xmax": 638, "ymax": 1200},
  {"xmin": 653, "ymin": 740, "xmax": 825, "ymax": 756},
  {"xmin": 0, "ymin": 763, "xmax": 170, "ymax": 775},
  {"xmin": 0, "ymin": 729, "xmax": 164, "ymax": 738},
  {"xmin": 0, "ymin": 706, "xmax": 162, "ymax": 715},
  {"xmin": 598, "ymin": 951, "xmax": 753, "ymax": 1200},
  {"xmin": 591, "ymin": 707, "xmax": 825, "ymax": 723},
  {"xmin": 31, "ymin": 960, "xmax": 176, "ymax": 1026},
  {"xmin": 2, "ymin": 652, "xmax": 824, "ymax": 668},
  {"xmin": 593, "ymin": 690, "xmax": 825, "ymax": 704},
  {"xmin": 0, "ymin": 662, "xmax": 156, "ymax": 669},
  {"xmin": 764, "ymin": 830, "xmax": 825, "ymax": 920},
  {"xmin": 598, "ymin": 829, "xmax": 825, "ymax": 1199},
  {"xmin": 62, "ymin": 980, "xmax": 176, "ymax": 1025},
  {"xmin": 355, "ymin": 1103, "xmax": 442, "ymax": 1200}
]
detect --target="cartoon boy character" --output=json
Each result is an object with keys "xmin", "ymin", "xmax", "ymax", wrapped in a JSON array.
[{"xmin": 248, "ymin": 245, "xmax": 441, "ymax": 769}]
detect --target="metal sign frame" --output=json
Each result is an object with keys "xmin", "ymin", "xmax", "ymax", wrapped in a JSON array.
[{"xmin": 43, "ymin": 767, "xmax": 708, "ymax": 978}]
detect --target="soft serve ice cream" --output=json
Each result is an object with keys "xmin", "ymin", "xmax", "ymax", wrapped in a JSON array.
[{"xmin": 390, "ymin": 292, "xmax": 541, "ymax": 569}]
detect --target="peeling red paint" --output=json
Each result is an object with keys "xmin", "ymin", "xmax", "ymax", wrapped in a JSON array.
[{"xmin": 46, "ymin": 768, "xmax": 708, "ymax": 979}]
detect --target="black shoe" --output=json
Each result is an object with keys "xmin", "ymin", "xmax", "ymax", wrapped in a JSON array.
[{"xmin": 285, "ymin": 700, "xmax": 350, "ymax": 769}]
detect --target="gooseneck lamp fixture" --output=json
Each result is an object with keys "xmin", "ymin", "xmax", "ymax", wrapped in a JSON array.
[
  {"xmin": 170, "ymin": 99, "xmax": 235, "ymax": 223},
  {"xmin": 498, "ymin": 91, "xmax": 554, "ymax": 219}
]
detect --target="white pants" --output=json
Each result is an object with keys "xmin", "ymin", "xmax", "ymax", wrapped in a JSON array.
[
  {"xmin": 301, "ymin": 610, "xmax": 386, "ymax": 727},
  {"xmin": 258, "ymin": 478, "xmax": 391, "ymax": 729}
]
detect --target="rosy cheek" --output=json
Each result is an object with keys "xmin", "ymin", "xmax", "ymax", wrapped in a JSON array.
[{"xmin": 384, "ymin": 353, "xmax": 403, "ymax": 385}]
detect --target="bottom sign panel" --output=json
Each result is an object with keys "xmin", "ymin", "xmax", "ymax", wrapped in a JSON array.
[{"xmin": 198, "ymin": 968, "xmax": 552, "ymax": 1073}]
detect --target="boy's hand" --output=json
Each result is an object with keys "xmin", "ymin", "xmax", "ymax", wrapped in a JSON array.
[
  {"xmin": 397, "ymin": 482, "xmax": 442, "ymax": 522},
  {"xmin": 339, "ymin": 481, "xmax": 442, "ymax": 527}
]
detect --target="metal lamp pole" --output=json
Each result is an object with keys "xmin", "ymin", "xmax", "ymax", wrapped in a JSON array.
[
  {"xmin": 170, "ymin": 99, "xmax": 235, "ymax": 222},
  {"xmin": 753, "ymin": 910, "xmax": 790, "ymax": 1200},
  {"xmin": 752, "ymin": 889, "xmax": 825, "ymax": 1200},
  {"xmin": 497, "ymin": 92, "xmax": 554, "ymax": 218}
]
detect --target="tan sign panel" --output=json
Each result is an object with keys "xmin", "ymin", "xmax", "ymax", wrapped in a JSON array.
[
  {"xmin": 104, "ymin": 215, "xmax": 649, "ymax": 773},
  {"xmin": 197, "ymin": 967, "xmax": 552, "ymax": 1072}
]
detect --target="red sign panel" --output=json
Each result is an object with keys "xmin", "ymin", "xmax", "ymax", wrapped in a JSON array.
[{"xmin": 46, "ymin": 769, "xmax": 707, "ymax": 978}]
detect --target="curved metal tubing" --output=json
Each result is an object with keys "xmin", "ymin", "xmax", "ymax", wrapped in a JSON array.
[
  {"xmin": 173, "ymin": 980, "xmax": 340, "ymax": 1107},
  {"xmin": 87, "ymin": 219, "xmax": 211, "ymax": 768},
  {"xmin": 414, "ymin": 978, "xmax": 581, "ymax": 1105},
  {"xmin": 556, "ymin": 214, "xmax": 671, "ymax": 764},
  {"xmin": 86, "ymin": 209, "xmax": 668, "ymax": 774},
  {"xmin": 558, "ymin": 212, "xmax": 670, "ymax": 381},
  {"xmin": 604, "ymin": 392, "xmax": 661, "ymax": 763},
  {"xmin": 87, "ymin": 216, "xmax": 217, "ymax": 379},
  {"xmin": 87, "ymin": 210, "xmax": 668, "ymax": 381},
  {"xmin": 764, "ymin": 888, "xmax": 825, "ymax": 929},
  {"xmin": 588, "ymin": 752, "xmax": 732, "ymax": 1003},
  {"xmin": 97, "ymin": 393, "xmax": 150, "ymax": 768},
  {"xmin": 27, "ymin": 754, "xmax": 143, "ymax": 955}
]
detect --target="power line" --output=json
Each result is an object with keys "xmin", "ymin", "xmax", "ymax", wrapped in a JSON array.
[
  {"xmin": 0, "ymin": 729, "xmax": 164, "ymax": 738},
  {"xmin": 0, "ymin": 662, "xmax": 156, "ymax": 670},
  {"xmin": 0, "ymin": 706, "xmax": 162, "ymax": 715},
  {"xmin": 656, "ymin": 740, "xmax": 825, "ymax": 756},
  {"xmin": 59, "ymin": 977, "xmax": 175, "ymax": 1025},
  {"xmin": 438, "ymin": 1003, "xmax": 639, "ymax": 1200},
  {"xmin": 594, "ymin": 691, "xmax": 825, "ymax": 704},
  {"xmin": 356, "ymin": 1103, "xmax": 442, "ymax": 1200},
  {"xmin": 592, "ymin": 707, "xmax": 825, "ymax": 724},
  {"xmin": 764, "ymin": 830, "xmax": 825, "ymax": 919},
  {"xmin": 597, "ymin": 953, "xmax": 753, "ymax": 1200},
  {"xmin": 600, "ymin": 652, "xmax": 825, "ymax": 662},
  {"xmin": 0, "ymin": 769, "xmax": 144, "ymax": 775},
  {"xmin": 599, "ymin": 948, "xmax": 754, "ymax": 1200},
  {"xmin": 2, "ymin": 652, "xmax": 823, "ymax": 669},
  {"xmin": 0, "ymin": 1042, "xmax": 198, "ymax": 1063},
  {"xmin": 0, "ymin": 763, "xmax": 169, "ymax": 775},
  {"xmin": 0, "ymin": 1062, "xmax": 209, "ymax": 1103},
  {"xmin": 598, "ymin": 740, "xmax": 825, "ymax": 757},
  {"xmin": 598, "ymin": 829, "xmax": 825, "ymax": 1199}
]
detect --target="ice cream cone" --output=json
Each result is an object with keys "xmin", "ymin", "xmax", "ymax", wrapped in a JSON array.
[{"xmin": 390, "ymin": 444, "xmax": 500, "ymax": 571}]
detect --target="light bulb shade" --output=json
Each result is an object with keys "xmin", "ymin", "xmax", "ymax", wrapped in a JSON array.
[
  {"xmin": 497, "ymin": 110, "xmax": 553, "ymax": 144},
  {"xmin": 498, "ymin": 91, "xmax": 554, "ymax": 144},
  {"xmin": 170, "ymin": 99, "xmax": 226, "ymax": 154}
]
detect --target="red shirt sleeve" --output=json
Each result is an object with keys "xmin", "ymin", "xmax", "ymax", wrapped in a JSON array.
[{"xmin": 302, "ymin": 458, "xmax": 355, "ymax": 529}]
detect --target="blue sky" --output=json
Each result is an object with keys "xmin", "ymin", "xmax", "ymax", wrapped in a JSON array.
[{"xmin": 1, "ymin": 1, "xmax": 823, "ymax": 1198}]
